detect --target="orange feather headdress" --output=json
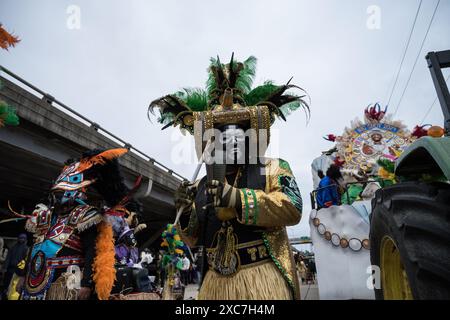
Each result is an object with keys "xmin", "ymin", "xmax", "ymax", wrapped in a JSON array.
[{"xmin": 77, "ymin": 148, "xmax": 128, "ymax": 172}]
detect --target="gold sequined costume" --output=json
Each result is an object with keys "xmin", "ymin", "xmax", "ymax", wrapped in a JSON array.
[{"xmin": 148, "ymin": 54, "xmax": 309, "ymax": 300}]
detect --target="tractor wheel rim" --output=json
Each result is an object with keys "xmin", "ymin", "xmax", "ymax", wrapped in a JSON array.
[{"xmin": 380, "ymin": 236, "xmax": 413, "ymax": 300}]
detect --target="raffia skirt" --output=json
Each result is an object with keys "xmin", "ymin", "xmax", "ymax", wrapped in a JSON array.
[{"xmin": 197, "ymin": 260, "xmax": 292, "ymax": 300}]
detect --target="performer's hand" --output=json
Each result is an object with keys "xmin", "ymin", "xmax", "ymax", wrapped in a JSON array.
[
  {"xmin": 205, "ymin": 180, "xmax": 240, "ymax": 209},
  {"xmin": 78, "ymin": 287, "xmax": 92, "ymax": 300},
  {"xmin": 175, "ymin": 180, "xmax": 198, "ymax": 210}
]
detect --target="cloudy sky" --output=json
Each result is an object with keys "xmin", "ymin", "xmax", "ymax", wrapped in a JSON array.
[{"xmin": 1, "ymin": 0, "xmax": 449, "ymax": 242}]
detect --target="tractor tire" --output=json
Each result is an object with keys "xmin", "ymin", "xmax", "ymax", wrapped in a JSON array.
[{"xmin": 370, "ymin": 181, "xmax": 450, "ymax": 300}]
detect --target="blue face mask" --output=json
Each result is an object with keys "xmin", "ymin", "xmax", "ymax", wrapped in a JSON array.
[{"xmin": 56, "ymin": 190, "xmax": 87, "ymax": 207}]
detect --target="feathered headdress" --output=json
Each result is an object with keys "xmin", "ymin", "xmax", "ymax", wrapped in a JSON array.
[
  {"xmin": 148, "ymin": 54, "xmax": 309, "ymax": 134},
  {"xmin": 51, "ymin": 148, "xmax": 129, "ymax": 202}
]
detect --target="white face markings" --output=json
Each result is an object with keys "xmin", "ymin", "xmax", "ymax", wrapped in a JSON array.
[{"xmin": 219, "ymin": 127, "xmax": 246, "ymax": 164}]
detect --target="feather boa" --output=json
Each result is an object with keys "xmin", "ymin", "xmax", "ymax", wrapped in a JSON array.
[{"xmin": 93, "ymin": 221, "xmax": 116, "ymax": 300}]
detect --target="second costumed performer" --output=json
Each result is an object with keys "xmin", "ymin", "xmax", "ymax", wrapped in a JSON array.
[{"xmin": 149, "ymin": 54, "xmax": 308, "ymax": 300}]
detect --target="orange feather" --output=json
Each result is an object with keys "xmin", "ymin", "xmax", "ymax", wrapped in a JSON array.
[
  {"xmin": 92, "ymin": 222, "xmax": 116, "ymax": 300},
  {"xmin": 77, "ymin": 148, "xmax": 128, "ymax": 172},
  {"xmin": 0, "ymin": 24, "xmax": 20, "ymax": 50}
]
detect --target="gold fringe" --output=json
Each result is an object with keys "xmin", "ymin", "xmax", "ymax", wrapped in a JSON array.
[
  {"xmin": 197, "ymin": 261, "xmax": 292, "ymax": 300},
  {"xmin": 162, "ymin": 280, "xmax": 175, "ymax": 300},
  {"xmin": 110, "ymin": 292, "xmax": 160, "ymax": 300},
  {"xmin": 77, "ymin": 213, "xmax": 103, "ymax": 232}
]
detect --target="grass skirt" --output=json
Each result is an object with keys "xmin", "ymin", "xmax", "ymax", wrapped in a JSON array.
[{"xmin": 197, "ymin": 261, "xmax": 292, "ymax": 300}]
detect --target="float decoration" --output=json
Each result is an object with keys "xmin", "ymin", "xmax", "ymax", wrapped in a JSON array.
[
  {"xmin": 331, "ymin": 103, "xmax": 415, "ymax": 178},
  {"xmin": 160, "ymin": 223, "xmax": 189, "ymax": 299}
]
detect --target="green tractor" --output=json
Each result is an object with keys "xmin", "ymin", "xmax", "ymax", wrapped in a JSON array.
[{"xmin": 370, "ymin": 50, "xmax": 450, "ymax": 300}]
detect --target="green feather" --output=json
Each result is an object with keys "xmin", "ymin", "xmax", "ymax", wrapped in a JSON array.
[
  {"xmin": 158, "ymin": 113, "xmax": 173, "ymax": 125},
  {"xmin": 244, "ymin": 81, "xmax": 278, "ymax": 106},
  {"xmin": 149, "ymin": 54, "xmax": 310, "ymax": 131},
  {"xmin": 279, "ymin": 100, "xmax": 302, "ymax": 116},
  {"xmin": 174, "ymin": 88, "xmax": 208, "ymax": 111},
  {"xmin": 206, "ymin": 56, "xmax": 220, "ymax": 96},
  {"xmin": 234, "ymin": 56, "xmax": 257, "ymax": 94},
  {"xmin": 206, "ymin": 55, "xmax": 257, "ymax": 96}
]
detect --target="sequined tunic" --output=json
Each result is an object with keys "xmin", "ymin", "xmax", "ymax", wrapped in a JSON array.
[
  {"xmin": 181, "ymin": 158, "xmax": 303, "ymax": 299},
  {"xmin": 21, "ymin": 205, "xmax": 102, "ymax": 300}
]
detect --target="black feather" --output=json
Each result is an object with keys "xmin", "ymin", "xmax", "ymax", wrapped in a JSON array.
[{"xmin": 80, "ymin": 149, "xmax": 129, "ymax": 207}]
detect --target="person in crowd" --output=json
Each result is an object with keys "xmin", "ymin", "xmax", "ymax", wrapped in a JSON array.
[
  {"xmin": 316, "ymin": 165, "xmax": 343, "ymax": 208},
  {"xmin": 0, "ymin": 236, "xmax": 9, "ymax": 297},
  {"xmin": 296, "ymin": 256, "xmax": 307, "ymax": 285},
  {"xmin": 181, "ymin": 254, "xmax": 191, "ymax": 286},
  {"xmin": 2, "ymin": 233, "xmax": 28, "ymax": 299},
  {"xmin": 317, "ymin": 170, "xmax": 325, "ymax": 179},
  {"xmin": 307, "ymin": 259, "xmax": 317, "ymax": 284}
]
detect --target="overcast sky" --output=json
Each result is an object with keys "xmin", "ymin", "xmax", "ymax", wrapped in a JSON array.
[{"xmin": 1, "ymin": 0, "xmax": 449, "ymax": 242}]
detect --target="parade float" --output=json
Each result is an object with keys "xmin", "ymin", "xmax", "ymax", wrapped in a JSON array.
[
  {"xmin": 310, "ymin": 50, "xmax": 450, "ymax": 300},
  {"xmin": 309, "ymin": 103, "xmax": 417, "ymax": 300}
]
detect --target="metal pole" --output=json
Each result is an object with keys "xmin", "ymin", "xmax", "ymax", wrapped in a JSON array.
[{"xmin": 426, "ymin": 51, "xmax": 450, "ymax": 134}]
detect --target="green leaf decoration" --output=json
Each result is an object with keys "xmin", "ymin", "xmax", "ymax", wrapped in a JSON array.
[{"xmin": 377, "ymin": 158, "xmax": 395, "ymax": 173}]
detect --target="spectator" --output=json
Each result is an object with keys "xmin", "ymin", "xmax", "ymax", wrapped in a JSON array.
[
  {"xmin": 0, "ymin": 237, "xmax": 8, "ymax": 274},
  {"xmin": 316, "ymin": 165, "xmax": 343, "ymax": 208},
  {"xmin": 296, "ymin": 256, "xmax": 307, "ymax": 285},
  {"xmin": 0, "ymin": 237, "xmax": 8, "ymax": 294},
  {"xmin": 308, "ymin": 259, "xmax": 317, "ymax": 283},
  {"xmin": 180, "ymin": 255, "xmax": 190, "ymax": 286},
  {"xmin": 2, "ymin": 233, "xmax": 28, "ymax": 299},
  {"xmin": 190, "ymin": 262, "xmax": 198, "ymax": 284},
  {"xmin": 317, "ymin": 170, "xmax": 325, "ymax": 179}
]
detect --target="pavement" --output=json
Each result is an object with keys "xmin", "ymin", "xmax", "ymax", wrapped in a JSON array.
[
  {"xmin": 300, "ymin": 284, "xmax": 319, "ymax": 300},
  {"xmin": 183, "ymin": 284, "xmax": 199, "ymax": 300}
]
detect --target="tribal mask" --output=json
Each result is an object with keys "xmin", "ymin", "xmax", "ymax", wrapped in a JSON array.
[{"xmin": 51, "ymin": 148, "xmax": 128, "ymax": 207}]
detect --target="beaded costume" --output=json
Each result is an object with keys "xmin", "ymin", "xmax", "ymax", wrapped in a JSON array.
[
  {"xmin": 17, "ymin": 148, "xmax": 129, "ymax": 300},
  {"xmin": 149, "ymin": 54, "xmax": 309, "ymax": 300}
]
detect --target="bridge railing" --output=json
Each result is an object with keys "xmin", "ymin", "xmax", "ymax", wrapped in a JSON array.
[{"xmin": 0, "ymin": 65, "xmax": 186, "ymax": 182}]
